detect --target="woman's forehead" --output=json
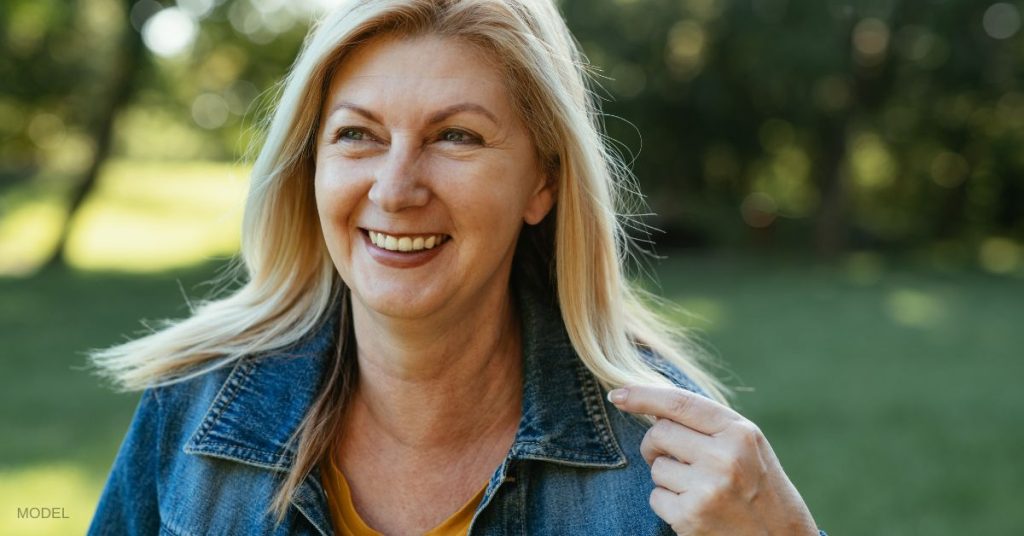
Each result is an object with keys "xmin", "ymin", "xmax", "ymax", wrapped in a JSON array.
[{"xmin": 322, "ymin": 34, "xmax": 515, "ymax": 118}]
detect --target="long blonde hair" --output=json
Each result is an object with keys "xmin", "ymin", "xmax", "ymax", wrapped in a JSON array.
[{"xmin": 90, "ymin": 0, "xmax": 730, "ymax": 524}]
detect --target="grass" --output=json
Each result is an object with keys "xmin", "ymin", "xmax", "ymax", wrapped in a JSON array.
[
  {"xmin": 655, "ymin": 253, "xmax": 1024, "ymax": 535},
  {"xmin": 1, "ymin": 159, "xmax": 1022, "ymax": 534},
  {"xmin": 0, "ymin": 263, "xmax": 229, "ymax": 535}
]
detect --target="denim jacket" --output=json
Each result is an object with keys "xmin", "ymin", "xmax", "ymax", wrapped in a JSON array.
[{"xmin": 88, "ymin": 281, "xmax": 827, "ymax": 535}]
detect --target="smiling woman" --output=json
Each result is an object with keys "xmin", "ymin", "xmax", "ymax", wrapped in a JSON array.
[
  {"xmin": 315, "ymin": 35, "xmax": 555, "ymax": 324},
  {"xmin": 86, "ymin": 1, "xmax": 824, "ymax": 535}
]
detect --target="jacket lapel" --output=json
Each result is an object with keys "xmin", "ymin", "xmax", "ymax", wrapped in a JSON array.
[{"xmin": 182, "ymin": 309, "xmax": 339, "ymax": 470}]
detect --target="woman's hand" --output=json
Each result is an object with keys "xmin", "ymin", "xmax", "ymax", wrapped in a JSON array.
[{"xmin": 608, "ymin": 385, "xmax": 818, "ymax": 536}]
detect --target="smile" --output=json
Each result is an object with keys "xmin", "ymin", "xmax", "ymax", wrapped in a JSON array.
[
  {"xmin": 359, "ymin": 228, "xmax": 449, "ymax": 269},
  {"xmin": 365, "ymin": 230, "xmax": 450, "ymax": 252}
]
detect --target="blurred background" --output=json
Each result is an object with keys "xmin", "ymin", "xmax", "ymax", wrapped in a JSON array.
[{"xmin": 1, "ymin": 0, "xmax": 1022, "ymax": 534}]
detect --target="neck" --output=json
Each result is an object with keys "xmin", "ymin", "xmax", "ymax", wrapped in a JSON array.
[{"xmin": 342, "ymin": 281, "xmax": 524, "ymax": 457}]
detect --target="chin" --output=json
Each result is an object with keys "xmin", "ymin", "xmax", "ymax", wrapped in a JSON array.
[{"xmin": 350, "ymin": 283, "xmax": 447, "ymax": 320}]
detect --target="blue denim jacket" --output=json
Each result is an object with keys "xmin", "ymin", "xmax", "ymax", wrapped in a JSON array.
[{"xmin": 88, "ymin": 281, "xmax": 826, "ymax": 535}]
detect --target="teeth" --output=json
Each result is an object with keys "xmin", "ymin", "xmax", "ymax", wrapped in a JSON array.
[{"xmin": 369, "ymin": 231, "xmax": 446, "ymax": 252}]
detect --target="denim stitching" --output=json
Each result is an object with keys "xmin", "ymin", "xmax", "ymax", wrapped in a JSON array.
[
  {"xmin": 573, "ymin": 357, "xmax": 626, "ymax": 462},
  {"xmin": 184, "ymin": 358, "xmax": 256, "ymax": 450}
]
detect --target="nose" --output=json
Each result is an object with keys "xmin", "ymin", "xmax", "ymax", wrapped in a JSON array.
[{"xmin": 367, "ymin": 139, "xmax": 430, "ymax": 212}]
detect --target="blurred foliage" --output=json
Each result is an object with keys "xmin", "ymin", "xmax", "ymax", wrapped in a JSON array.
[
  {"xmin": 1, "ymin": 0, "xmax": 1023, "ymax": 271},
  {"xmin": 562, "ymin": 0, "xmax": 1024, "ymax": 255}
]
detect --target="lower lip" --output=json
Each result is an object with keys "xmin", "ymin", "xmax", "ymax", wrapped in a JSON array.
[{"xmin": 361, "ymin": 230, "xmax": 448, "ymax": 269}]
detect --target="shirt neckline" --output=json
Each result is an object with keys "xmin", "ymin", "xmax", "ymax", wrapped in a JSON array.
[{"xmin": 321, "ymin": 445, "xmax": 489, "ymax": 535}]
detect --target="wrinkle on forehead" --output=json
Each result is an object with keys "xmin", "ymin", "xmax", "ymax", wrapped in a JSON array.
[{"xmin": 320, "ymin": 35, "xmax": 521, "ymax": 128}]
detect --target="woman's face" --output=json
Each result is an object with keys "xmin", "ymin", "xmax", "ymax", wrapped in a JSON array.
[{"xmin": 314, "ymin": 34, "xmax": 556, "ymax": 321}]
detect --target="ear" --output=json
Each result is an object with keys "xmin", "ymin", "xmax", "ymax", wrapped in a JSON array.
[{"xmin": 523, "ymin": 171, "xmax": 558, "ymax": 225}]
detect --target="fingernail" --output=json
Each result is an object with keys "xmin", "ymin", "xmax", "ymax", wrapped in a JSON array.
[{"xmin": 608, "ymin": 388, "xmax": 628, "ymax": 404}]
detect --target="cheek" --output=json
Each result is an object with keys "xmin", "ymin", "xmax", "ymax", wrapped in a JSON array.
[
  {"xmin": 435, "ymin": 160, "xmax": 533, "ymax": 222},
  {"xmin": 443, "ymin": 183, "xmax": 522, "ymax": 239},
  {"xmin": 313, "ymin": 162, "xmax": 365, "ymax": 254},
  {"xmin": 315, "ymin": 160, "xmax": 360, "ymax": 217},
  {"xmin": 313, "ymin": 178, "xmax": 338, "ymax": 238}
]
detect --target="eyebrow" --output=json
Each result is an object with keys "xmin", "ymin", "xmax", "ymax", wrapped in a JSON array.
[{"xmin": 328, "ymin": 101, "xmax": 499, "ymax": 126}]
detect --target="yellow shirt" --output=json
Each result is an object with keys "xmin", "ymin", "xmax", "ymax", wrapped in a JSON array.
[{"xmin": 320, "ymin": 449, "xmax": 488, "ymax": 536}]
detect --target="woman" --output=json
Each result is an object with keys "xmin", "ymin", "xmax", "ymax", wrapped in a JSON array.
[{"xmin": 88, "ymin": 1, "xmax": 826, "ymax": 534}]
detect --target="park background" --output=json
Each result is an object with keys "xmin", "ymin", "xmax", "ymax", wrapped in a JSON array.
[{"xmin": 2, "ymin": 0, "xmax": 1023, "ymax": 534}]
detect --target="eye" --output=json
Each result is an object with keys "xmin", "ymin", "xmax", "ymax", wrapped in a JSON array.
[
  {"xmin": 438, "ymin": 129, "xmax": 481, "ymax": 145},
  {"xmin": 334, "ymin": 127, "xmax": 369, "ymax": 143}
]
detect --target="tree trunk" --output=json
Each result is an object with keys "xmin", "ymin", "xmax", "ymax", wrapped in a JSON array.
[
  {"xmin": 42, "ymin": 0, "xmax": 144, "ymax": 271},
  {"xmin": 813, "ymin": 125, "xmax": 849, "ymax": 257}
]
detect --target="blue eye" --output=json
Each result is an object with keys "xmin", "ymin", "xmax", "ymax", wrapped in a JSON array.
[
  {"xmin": 442, "ymin": 130, "xmax": 465, "ymax": 142},
  {"xmin": 336, "ymin": 128, "xmax": 367, "ymax": 142},
  {"xmin": 440, "ymin": 129, "xmax": 479, "ymax": 144}
]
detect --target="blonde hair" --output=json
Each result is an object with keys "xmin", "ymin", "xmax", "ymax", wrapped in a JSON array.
[{"xmin": 90, "ymin": 0, "xmax": 730, "ymax": 525}]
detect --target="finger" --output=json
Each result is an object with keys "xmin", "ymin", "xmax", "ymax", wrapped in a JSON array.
[
  {"xmin": 648, "ymin": 485, "xmax": 685, "ymax": 532},
  {"xmin": 609, "ymin": 384, "xmax": 740, "ymax": 435},
  {"xmin": 640, "ymin": 417, "xmax": 714, "ymax": 466},
  {"xmin": 650, "ymin": 455, "xmax": 693, "ymax": 494}
]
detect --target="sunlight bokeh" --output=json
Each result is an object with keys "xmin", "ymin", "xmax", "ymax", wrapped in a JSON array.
[{"xmin": 0, "ymin": 160, "xmax": 249, "ymax": 275}]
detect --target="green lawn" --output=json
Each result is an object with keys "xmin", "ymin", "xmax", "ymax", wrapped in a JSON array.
[
  {"xmin": 2, "ymin": 252, "xmax": 1021, "ymax": 535},
  {"xmin": 0, "ymin": 264, "xmax": 226, "ymax": 535},
  {"xmin": 656, "ymin": 253, "xmax": 1024, "ymax": 535}
]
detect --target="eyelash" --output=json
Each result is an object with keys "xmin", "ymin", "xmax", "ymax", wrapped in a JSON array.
[{"xmin": 331, "ymin": 127, "xmax": 482, "ymax": 145}]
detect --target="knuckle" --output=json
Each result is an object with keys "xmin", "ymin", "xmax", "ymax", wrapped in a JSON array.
[
  {"xmin": 639, "ymin": 432, "xmax": 653, "ymax": 457},
  {"xmin": 648, "ymin": 490, "xmax": 666, "ymax": 514},
  {"xmin": 648, "ymin": 418, "xmax": 673, "ymax": 443},
  {"xmin": 735, "ymin": 419, "xmax": 764, "ymax": 445},
  {"xmin": 651, "ymin": 488, "xmax": 686, "ymax": 529},
  {"xmin": 651, "ymin": 456, "xmax": 669, "ymax": 480},
  {"xmin": 668, "ymin": 391, "xmax": 694, "ymax": 418}
]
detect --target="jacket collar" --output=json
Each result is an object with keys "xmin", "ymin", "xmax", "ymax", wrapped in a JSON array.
[{"xmin": 183, "ymin": 279, "xmax": 627, "ymax": 471}]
